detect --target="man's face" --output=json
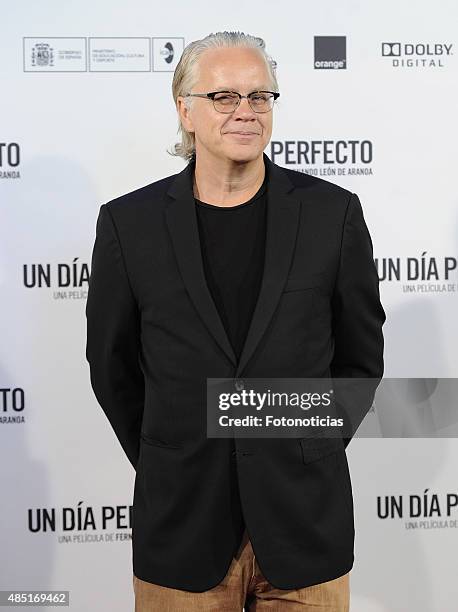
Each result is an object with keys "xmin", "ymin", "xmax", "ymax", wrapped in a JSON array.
[{"xmin": 177, "ymin": 47, "xmax": 275, "ymax": 163}]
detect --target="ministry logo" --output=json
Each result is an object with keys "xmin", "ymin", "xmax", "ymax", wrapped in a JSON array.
[
  {"xmin": 24, "ymin": 38, "xmax": 86, "ymax": 72},
  {"xmin": 314, "ymin": 36, "xmax": 346, "ymax": 70},
  {"xmin": 31, "ymin": 42, "xmax": 54, "ymax": 67}
]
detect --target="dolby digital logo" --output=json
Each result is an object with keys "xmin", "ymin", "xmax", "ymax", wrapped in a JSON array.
[
  {"xmin": 0, "ymin": 142, "xmax": 20, "ymax": 179},
  {"xmin": 22, "ymin": 258, "xmax": 89, "ymax": 299},
  {"xmin": 270, "ymin": 140, "xmax": 374, "ymax": 177},
  {"xmin": 314, "ymin": 36, "xmax": 346, "ymax": 69},
  {"xmin": 375, "ymin": 253, "xmax": 457, "ymax": 294},
  {"xmin": 378, "ymin": 489, "xmax": 458, "ymax": 530},
  {"xmin": 381, "ymin": 42, "xmax": 453, "ymax": 68}
]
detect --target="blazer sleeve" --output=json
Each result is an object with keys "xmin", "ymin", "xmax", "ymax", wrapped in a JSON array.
[
  {"xmin": 330, "ymin": 192, "xmax": 386, "ymax": 449},
  {"xmin": 85, "ymin": 203, "xmax": 145, "ymax": 470}
]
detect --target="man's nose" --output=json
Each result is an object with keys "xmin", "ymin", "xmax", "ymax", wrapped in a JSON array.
[{"xmin": 235, "ymin": 96, "xmax": 256, "ymax": 115}]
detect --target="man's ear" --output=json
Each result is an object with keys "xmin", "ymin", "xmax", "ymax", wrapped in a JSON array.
[{"xmin": 177, "ymin": 97, "xmax": 194, "ymax": 133}]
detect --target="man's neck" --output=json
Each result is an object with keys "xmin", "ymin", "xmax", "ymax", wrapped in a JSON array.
[{"xmin": 193, "ymin": 153, "xmax": 265, "ymax": 207}]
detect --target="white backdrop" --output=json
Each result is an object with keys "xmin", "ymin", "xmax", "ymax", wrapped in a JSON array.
[{"xmin": 1, "ymin": 1, "xmax": 457, "ymax": 610}]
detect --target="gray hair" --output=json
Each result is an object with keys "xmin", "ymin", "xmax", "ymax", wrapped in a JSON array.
[{"xmin": 168, "ymin": 31, "xmax": 279, "ymax": 163}]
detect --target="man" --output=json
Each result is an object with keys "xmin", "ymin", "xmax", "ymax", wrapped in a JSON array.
[{"xmin": 86, "ymin": 31, "xmax": 385, "ymax": 611}]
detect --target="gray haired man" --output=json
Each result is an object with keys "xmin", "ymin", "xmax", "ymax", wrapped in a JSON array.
[{"xmin": 86, "ymin": 30, "xmax": 385, "ymax": 611}]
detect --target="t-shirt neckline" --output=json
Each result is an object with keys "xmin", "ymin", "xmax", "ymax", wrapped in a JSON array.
[{"xmin": 194, "ymin": 174, "xmax": 267, "ymax": 211}]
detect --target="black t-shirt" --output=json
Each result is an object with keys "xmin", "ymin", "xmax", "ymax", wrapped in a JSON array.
[{"xmin": 194, "ymin": 170, "xmax": 268, "ymax": 361}]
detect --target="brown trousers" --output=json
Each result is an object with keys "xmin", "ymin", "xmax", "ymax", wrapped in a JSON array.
[{"xmin": 133, "ymin": 530, "xmax": 350, "ymax": 611}]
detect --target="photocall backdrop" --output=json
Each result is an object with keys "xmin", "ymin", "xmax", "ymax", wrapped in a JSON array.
[{"xmin": 1, "ymin": 1, "xmax": 457, "ymax": 611}]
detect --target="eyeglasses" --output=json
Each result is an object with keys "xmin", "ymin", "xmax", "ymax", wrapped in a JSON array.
[{"xmin": 184, "ymin": 90, "xmax": 280, "ymax": 113}]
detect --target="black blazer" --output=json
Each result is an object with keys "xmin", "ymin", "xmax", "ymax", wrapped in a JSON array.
[{"xmin": 85, "ymin": 152, "xmax": 385, "ymax": 592}]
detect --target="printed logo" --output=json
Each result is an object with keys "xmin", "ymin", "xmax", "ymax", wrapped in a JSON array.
[
  {"xmin": 270, "ymin": 139, "xmax": 374, "ymax": 177},
  {"xmin": 0, "ymin": 142, "xmax": 20, "ymax": 179},
  {"xmin": 23, "ymin": 258, "xmax": 89, "ymax": 299},
  {"xmin": 31, "ymin": 42, "xmax": 54, "ymax": 67},
  {"xmin": 0, "ymin": 387, "xmax": 25, "ymax": 424},
  {"xmin": 23, "ymin": 38, "xmax": 86, "ymax": 72},
  {"xmin": 89, "ymin": 38, "xmax": 151, "ymax": 72},
  {"xmin": 314, "ymin": 36, "xmax": 347, "ymax": 69},
  {"xmin": 28, "ymin": 502, "xmax": 133, "ymax": 543},
  {"xmin": 381, "ymin": 42, "xmax": 453, "ymax": 68},
  {"xmin": 376, "ymin": 253, "xmax": 457, "ymax": 293},
  {"xmin": 378, "ymin": 489, "xmax": 458, "ymax": 530},
  {"xmin": 152, "ymin": 38, "xmax": 184, "ymax": 72}
]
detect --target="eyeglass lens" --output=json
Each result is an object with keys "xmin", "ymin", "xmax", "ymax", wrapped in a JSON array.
[{"xmin": 213, "ymin": 92, "xmax": 274, "ymax": 113}]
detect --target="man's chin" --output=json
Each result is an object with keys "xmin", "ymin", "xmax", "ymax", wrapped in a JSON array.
[{"xmin": 221, "ymin": 146, "xmax": 262, "ymax": 164}]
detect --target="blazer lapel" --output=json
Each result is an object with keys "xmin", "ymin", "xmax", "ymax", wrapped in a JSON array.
[
  {"xmin": 235, "ymin": 154, "xmax": 301, "ymax": 377},
  {"xmin": 165, "ymin": 160, "xmax": 238, "ymax": 366},
  {"xmin": 165, "ymin": 152, "xmax": 301, "ymax": 376}
]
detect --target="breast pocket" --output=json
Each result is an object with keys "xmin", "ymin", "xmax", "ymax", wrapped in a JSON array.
[
  {"xmin": 282, "ymin": 272, "xmax": 325, "ymax": 293},
  {"xmin": 282, "ymin": 272, "xmax": 331, "ymax": 322},
  {"xmin": 140, "ymin": 432, "xmax": 182, "ymax": 450},
  {"xmin": 298, "ymin": 435, "xmax": 344, "ymax": 465},
  {"xmin": 281, "ymin": 275, "xmax": 321, "ymax": 320}
]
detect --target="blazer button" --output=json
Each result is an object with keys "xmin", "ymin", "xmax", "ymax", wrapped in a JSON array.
[{"xmin": 234, "ymin": 378, "xmax": 244, "ymax": 391}]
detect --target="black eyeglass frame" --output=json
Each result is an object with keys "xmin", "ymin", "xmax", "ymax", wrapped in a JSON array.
[{"xmin": 183, "ymin": 90, "xmax": 280, "ymax": 113}]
